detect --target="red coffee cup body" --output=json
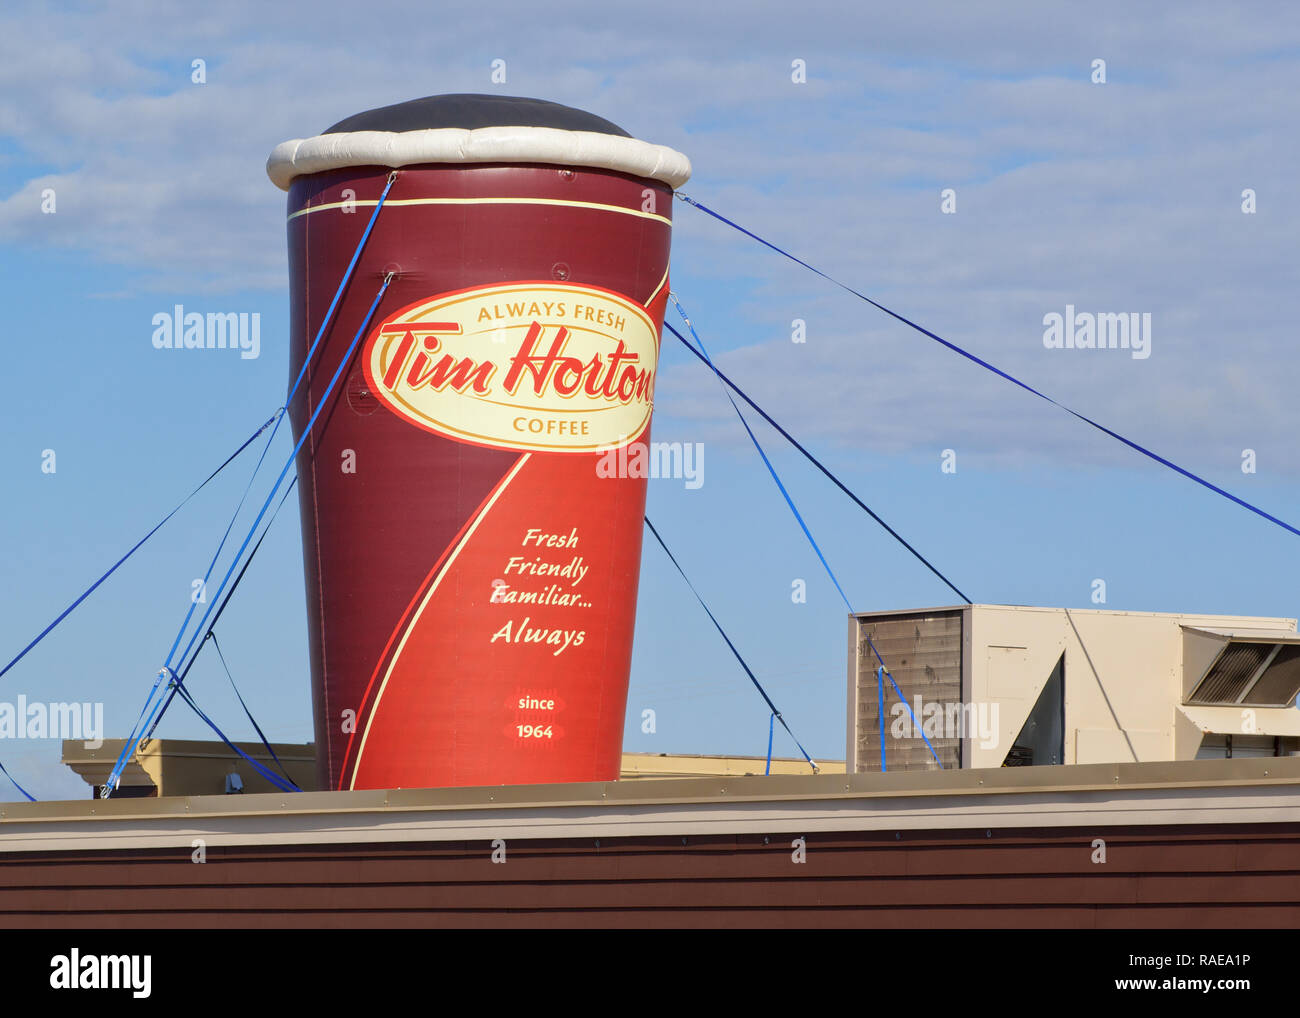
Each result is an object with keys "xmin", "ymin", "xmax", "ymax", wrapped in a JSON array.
[{"xmin": 284, "ymin": 158, "xmax": 673, "ymax": 791}]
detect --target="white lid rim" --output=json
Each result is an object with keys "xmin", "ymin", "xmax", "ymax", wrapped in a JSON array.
[{"xmin": 267, "ymin": 126, "xmax": 691, "ymax": 191}]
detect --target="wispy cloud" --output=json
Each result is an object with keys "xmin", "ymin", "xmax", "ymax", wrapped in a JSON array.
[{"xmin": 1, "ymin": 0, "xmax": 1297, "ymax": 467}]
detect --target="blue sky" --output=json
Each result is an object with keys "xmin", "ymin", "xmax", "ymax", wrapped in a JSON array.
[{"xmin": 2, "ymin": 1, "xmax": 1300, "ymax": 799}]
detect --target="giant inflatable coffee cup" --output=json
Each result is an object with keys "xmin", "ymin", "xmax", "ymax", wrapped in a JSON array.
[{"xmin": 267, "ymin": 95, "xmax": 690, "ymax": 790}]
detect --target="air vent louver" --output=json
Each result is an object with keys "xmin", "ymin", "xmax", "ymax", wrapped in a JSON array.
[{"xmin": 1187, "ymin": 642, "xmax": 1300, "ymax": 706}]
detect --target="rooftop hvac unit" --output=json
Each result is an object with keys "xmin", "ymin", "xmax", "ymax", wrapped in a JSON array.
[{"xmin": 848, "ymin": 605, "xmax": 1300, "ymax": 773}]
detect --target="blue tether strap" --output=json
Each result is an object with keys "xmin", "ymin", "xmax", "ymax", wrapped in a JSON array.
[
  {"xmin": 670, "ymin": 293, "xmax": 943, "ymax": 770},
  {"xmin": 0, "ymin": 413, "xmax": 277, "ymax": 685},
  {"xmin": 170, "ymin": 276, "xmax": 395, "ymax": 694},
  {"xmin": 0, "ymin": 414, "xmax": 277, "ymax": 802},
  {"xmin": 663, "ymin": 319, "xmax": 971, "ymax": 605},
  {"xmin": 107, "ymin": 481, "xmax": 300, "ymax": 798},
  {"xmin": 644, "ymin": 515, "xmax": 819, "ymax": 772},
  {"xmin": 162, "ymin": 170, "xmax": 401, "ymax": 675},
  {"xmin": 676, "ymin": 192, "xmax": 1300, "ymax": 541},
  {"xmin": 105, "ymin": 666, "xmax": 176, "ymax": 797},
  {"xmin": 107, "ymin": 275, "xmax": 396, "ymax": 797},
  {"xmin": 208, "ymin": 631, "xmax": 297, "ymax": 787},
  {"xmin": 142, "ymin": 480, "xmax": 298, "ymax": 746},
  {"xmin": 877, "ymin": 666, "xmax": 887, "ymax": 772},
  {"xmin": 877, "ymin": 665, "xmax": 942, "ymax": 767},
  {"xmin": 169, "ymin": 677, "xmax": 299, "ymax": 793},
  {"xmin": 161, "ymin": 412, "xmax": 285, "ymax": 671},
  {"xmin": 0, "ymin": 760, "xmax": 36, "ymax": 802},
  {"xmin": 283, "ymin": 171, "xmax": 399, "ymax": 407},
  {"xmin": 104, "ymin": 481, "xmax": 297, "ymax": 800},
  {"xmin": 670, "ymin": 293, "xmax": 855, "ymax": 614}
]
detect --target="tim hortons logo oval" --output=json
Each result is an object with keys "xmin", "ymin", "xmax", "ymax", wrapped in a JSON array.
[{"xmin": 362, "ymin": 282, "xmax": 660, "ymax": 453}]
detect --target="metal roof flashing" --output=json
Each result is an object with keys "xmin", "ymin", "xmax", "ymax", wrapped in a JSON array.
[{"xmin": 3, "ymin": 757, "xmax": 1300, "ymax": 855}]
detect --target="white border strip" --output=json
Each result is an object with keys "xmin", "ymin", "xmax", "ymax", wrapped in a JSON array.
[{"xmin": 268, "ymin": 126, "xmax": 691, "ymax": 190}]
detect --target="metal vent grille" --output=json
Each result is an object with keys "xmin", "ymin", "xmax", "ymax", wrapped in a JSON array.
[
  {"xmin": 1247, "ymin": 645, "xmax": 1300, "ymax": 706},
  {"xmin": 854, "ymin": 611, "xmax": 963, "ymax": 772},
  {"xmin": 1188, "ymin": 642, "xmax": 1300, "ymax": 706},
  {"xmin": 1188, "ymin": 643, "xmax": 1271, "ymax": 703}
]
